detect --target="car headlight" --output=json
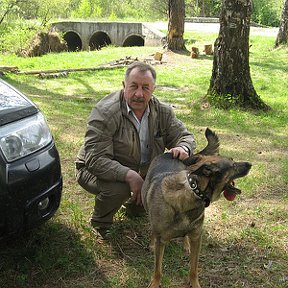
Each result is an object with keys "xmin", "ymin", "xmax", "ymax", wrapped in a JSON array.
[{"xmin": 0, "ymin": 113, "xmax": 52, "ymax": 162}]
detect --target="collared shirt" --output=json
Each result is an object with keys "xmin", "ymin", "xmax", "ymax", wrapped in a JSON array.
[{"xmin": 126, "ymin": 103, "xmax": 150, "ymax": 164}]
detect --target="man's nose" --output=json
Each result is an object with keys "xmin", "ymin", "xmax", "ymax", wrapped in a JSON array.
[{"xmin": 135, "ymin": 87, "xmax": 144, "ymax": 97}]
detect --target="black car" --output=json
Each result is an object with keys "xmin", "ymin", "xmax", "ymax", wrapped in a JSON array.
[{"xmin": 0, "ymin": 79, "xmax": 62, "ymax": 238}]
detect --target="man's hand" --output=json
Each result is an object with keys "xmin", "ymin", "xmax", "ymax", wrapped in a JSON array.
[
  {"xmin": 169, "ymin": 146, "xmax": 190, "ymax": 160},
  {"xmin": 125, "ymin": 170, "xmax": 144, "ymax": 205}
]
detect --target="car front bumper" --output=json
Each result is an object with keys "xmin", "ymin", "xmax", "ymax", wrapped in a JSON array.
[{"xmin": 0, "ymin": 142, "xmax": 62, "ymax": 238}]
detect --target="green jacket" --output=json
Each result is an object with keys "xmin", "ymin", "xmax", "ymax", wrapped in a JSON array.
[{"xmin": 76, "ymin": 89, "xmax": 196, "ymax": 181}]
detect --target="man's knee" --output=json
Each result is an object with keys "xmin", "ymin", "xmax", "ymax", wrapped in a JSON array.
[
  {"xmin": 96, "ymin": 180, "xmax": 131, "ymax": 202},
  {"xmin": 76, "ymin": 167, "xmax": 98, "ymax": 195},
  {"xmin": 92, "ymin": 180, "xmax": 131, "ymax": 224}
]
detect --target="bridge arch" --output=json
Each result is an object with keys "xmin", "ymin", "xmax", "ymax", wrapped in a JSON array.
[
  {"xmin": 122, "ymin": 34, "xmax": 145, "ymax": 47},
  {"xmin": 51, "ymin": 21, "xmax": 165, "ymax": 51},
  {"xmin": 63, "ymin": 31, "xmax": 82, "ymax": 51},
  {"xmin": 89, "ymin": 31, "xmax": 112, "ymax": 50}
]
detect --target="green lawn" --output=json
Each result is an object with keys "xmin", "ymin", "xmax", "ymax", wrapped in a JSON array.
[{"xmin": 0, "ymin": 32, "xmax": 287, "ymax": 288}]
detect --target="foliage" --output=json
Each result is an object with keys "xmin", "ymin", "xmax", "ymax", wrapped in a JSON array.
[
  {"xmin": 185, "ymin": 0, "xmax": 222, "ymax": 17},
  {"xmin": 251, "ymin": 0, "xmax": 283, "ymax": 26},
  {"xmin": 0, "ymin": 0, "xmax": 70, "ymax": 26},
  {"xmin": 71, "ymin": 0, "xmax": 102, "ymax": 19},
  {"xmin": 0, "ymin": 19, "xmax": 43, "ymax": 53},
  {"xmin": 0, "ymin": 0, "xmax": 284, "ymax": 26},
  {"xmin": 70, "ymin": 0, "xmax": 167, "ymax": 20}
]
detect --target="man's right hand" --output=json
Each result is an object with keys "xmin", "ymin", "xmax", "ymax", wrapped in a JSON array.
[{"xmin": 125, "ymin": 170, "xmax": 144, "ymax": 205}]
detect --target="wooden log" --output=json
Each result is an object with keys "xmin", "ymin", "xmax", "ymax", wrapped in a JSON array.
[
  {"xmin": 204, "ymin": 44, "xmax": 213, "ymax": 55},
  {"xmin": 17, "ymin": 64, "xmax": 127, "ymax": 75},
  {"xmin": 154, "ymin": 52, "xmax": 163, "ymax": 61},
  {"xmin": 0, "ymin": 66, "xmax": 19, "ymax": 73},
  {"xmin": 38, "ymin": 71, "xmax": 69, "ymax": 79},
  {"xmin": 191, "ymin": 47, "xmax": 199, "ymax": 58}
]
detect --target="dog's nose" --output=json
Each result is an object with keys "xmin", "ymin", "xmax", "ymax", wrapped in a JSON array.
[
  {"xmin": 236, "ymin": 162, "xmax": 252, "ymax": 177},
  {"xmin": 246, "ymin": 162, "xmax": 252, "ymax": 170}
]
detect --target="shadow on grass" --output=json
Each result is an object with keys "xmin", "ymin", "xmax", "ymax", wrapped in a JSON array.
[
  {"xmin": 2, "ymin": 74, "xmax": 106, "ymax": 103},
  {"xmin": 250, "ymin": 58, "xmax": 288, "ymax": 73},
  {"xmin": 107, "ymin": 217, "xmax": 287, "ymax": 287},
  {"xmin": 0, "ymin": 222, "xmax": 112, "ymax": 288}
]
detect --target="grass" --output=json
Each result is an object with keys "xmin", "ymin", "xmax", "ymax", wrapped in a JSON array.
[{"xmin": 0, "ymin": 30, "xmax": 287, "ymax": 288}]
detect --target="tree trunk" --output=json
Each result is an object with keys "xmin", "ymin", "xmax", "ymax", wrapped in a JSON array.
[
  {"xmin": 275, "ymin": 0, "xmax": 288, "ymax": 47},
  {"xmin": 167, "ymin": 0, "xmax": 186, "ymax": 51},
  {"xmin": 207, "ymin": 0, "xmax": 269, "ymax": 111}
]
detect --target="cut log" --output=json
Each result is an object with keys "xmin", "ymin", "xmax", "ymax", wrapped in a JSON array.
[
  {"xmin": 204, "ymin": 44, "xmax": 213, "ymax": 55},
  {"xmin": 154, "ymin": 52, "xmax": 163, "ymax": 61},
  {"xmin": 191, "ymin": 47, "xmax": 199, "ymax": 58}
]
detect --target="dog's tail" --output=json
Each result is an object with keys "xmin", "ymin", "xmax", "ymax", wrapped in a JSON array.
[
  {"xmin": 183, "ymin": 128, "xmax": 219, "ymax": 166},
  {"xmin": 198, "ymin": 128, "xmax": 219, "ymax": 156}
]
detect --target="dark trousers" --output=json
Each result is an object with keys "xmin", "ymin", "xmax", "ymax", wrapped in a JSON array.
[{"xmin": 76, "ymin": 167, "xmax": 131, "ymax": 228}]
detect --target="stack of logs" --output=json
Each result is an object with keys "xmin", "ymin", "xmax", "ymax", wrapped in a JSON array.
[{"xmin": 0, "ymin": 55, "xmax": 164, "ymax": 78}]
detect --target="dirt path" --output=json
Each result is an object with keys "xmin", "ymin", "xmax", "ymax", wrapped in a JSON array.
[{"xmin": 148, "ymin": 21, "xmax": 278, "ymax": 37}]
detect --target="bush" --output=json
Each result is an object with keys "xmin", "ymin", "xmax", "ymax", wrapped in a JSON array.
[{"xmin": 0, "ymin": 19, "xmax": 43, "ymax": 54}]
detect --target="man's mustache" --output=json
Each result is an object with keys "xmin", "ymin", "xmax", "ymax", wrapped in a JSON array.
[{"xmin": 132, "ymin": 97, "xmax": 145, "ymax": 103}]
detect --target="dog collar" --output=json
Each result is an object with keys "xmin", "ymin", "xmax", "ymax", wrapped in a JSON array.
[{"xmin": 187, "ymin": 173, "xmax": 210, "ymax": 207}]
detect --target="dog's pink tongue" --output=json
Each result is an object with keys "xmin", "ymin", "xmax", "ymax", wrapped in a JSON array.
[{"xmin": 223, "ymin": 190, "xmax": 237, "ymax": 201}]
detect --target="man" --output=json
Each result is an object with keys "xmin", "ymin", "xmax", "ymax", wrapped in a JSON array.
[{"xmin": 75, "ymin": 61, "xmax": 196, "ymax": 239}]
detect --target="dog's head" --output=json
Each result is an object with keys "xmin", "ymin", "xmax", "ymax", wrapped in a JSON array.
[{"xmin": 183, "ymin": 128, "xmax": 252, "ymax": 206}]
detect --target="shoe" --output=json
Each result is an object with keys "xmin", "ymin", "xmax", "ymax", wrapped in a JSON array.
[
  {"xmin": 96, "ymin": 227, "xmax": 110, "ymax": 240},
  {"xmin": 90, "ymin": 220, "xmax": 111, "ymax": 240}
]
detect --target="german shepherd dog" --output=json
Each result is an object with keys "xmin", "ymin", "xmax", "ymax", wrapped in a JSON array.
[{"xmin": 141, "ymin": 128, "xmax": 252, "ymax": 288}]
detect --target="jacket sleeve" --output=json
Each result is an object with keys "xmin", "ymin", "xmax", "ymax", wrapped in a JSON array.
[{"xmin": 83, "ymin": 107, "xmax": 130, "ymax": 182}]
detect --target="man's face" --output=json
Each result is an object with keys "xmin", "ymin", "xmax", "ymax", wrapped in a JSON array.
[{"xmin": 123, "ymin": 68, "xmax": 155, "ymax": 113}]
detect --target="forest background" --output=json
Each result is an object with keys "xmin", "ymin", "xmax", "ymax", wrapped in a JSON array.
[{"xmin": 0, "ymin": 0, "xmax": 285, "ymax": 53}]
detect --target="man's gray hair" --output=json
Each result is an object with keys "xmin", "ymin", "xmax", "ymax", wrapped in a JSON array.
[{"xmin": 125, "ymin": 61, "xmax": 156, "ymax": 82}]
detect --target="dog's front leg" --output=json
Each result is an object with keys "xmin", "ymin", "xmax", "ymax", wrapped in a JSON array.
[
  {"xmin": 148, "ymin": 236, "xmax": 165, "ymax": 288},
  {"xmin": 187, "ymin": 234, "xmax": 202, "ymax": 288}
]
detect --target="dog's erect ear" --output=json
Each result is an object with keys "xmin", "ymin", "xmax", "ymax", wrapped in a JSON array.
[
  {"xmin": 198, "ymin": 128, "xmax": 220, "ymax": 156},
  {"xmin": 201, "ymin": 164, "xmax": 220, "ymax": 176},
  {"xmin": 182, "ymin": 128, "xmax": 219, "ymax": 166}
]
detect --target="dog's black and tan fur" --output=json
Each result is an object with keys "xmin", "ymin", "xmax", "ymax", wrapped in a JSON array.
[{"xmin": 141, "ymin": 128, "xmax": 252, "ymax": 288}]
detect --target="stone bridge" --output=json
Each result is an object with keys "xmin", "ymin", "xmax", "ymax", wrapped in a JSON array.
[{"xmin": 51, "ymin": 21, "xmax": 165, "ymax": 51}]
